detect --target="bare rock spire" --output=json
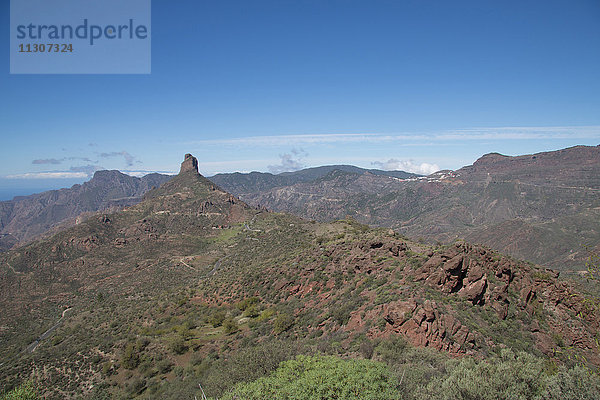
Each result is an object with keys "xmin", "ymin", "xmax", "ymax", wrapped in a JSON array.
[{"xmin": 180, "ymin": 153, "xmax": 199, "ymax": 174}]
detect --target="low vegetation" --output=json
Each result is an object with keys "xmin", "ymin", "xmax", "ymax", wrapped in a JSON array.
[{"xmin": 1, "ymin": 161, "xmax": 599, "ymax": 399}]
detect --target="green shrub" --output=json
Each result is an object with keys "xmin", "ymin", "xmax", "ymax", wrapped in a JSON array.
[
  {"xmin": 221, "ymin": 354, "xmax": 399, "ymax": 400},
  {"xmin": 273, "ymin": 313, "xmax": 294, "ymax": 334},
  {"xmin": 169, "ymin": 335, "xmax": 188, "ymax": 355},
  {"xmin": 374, "ymin": 336, "xmax": 408, "ymax": 365},
  {"xmin": 157, "ymin": 358, "xmax": 174, "ymax": 374},
  {"xmin": 223, "ymin": 318, "xmax": 239, "ymax": 335},
  {"xmin": 243, "ymin": 304, "xmax": 260, "ymax": 318},
  {"xmin": 424, "ymin": 349, "xmax": 546, "ymax": 400},
  {"xmin": 543, "ymin": 365, "xmax": 600, "ymax": 400},
  {"xmin": 257, "ymin": 308, "xmax": 274, "ymax": 321},
  {"xmin": 101, "ymin": 361, "xmax": 115, "ymax": 376},
  {"xmin": 121, "ymin": 342, "xmax": 140, "ymax": 369},
  {"xmin": 198, "ymin": 339, "xmax": 302, "ymax": 397},
  {"xmin": 0, "ymin": 381, "xmax": 39, "ymax": 400},
  {"xmin": 126, "ymin": 377, "xmax": 146, "ymax": 396},
  {"xmin": 208, "ymin": 310, "xmax": 226, "ymax": 328},
  {"xmin": 236, "ymin": 297, "xmax": 259, "ymax": 311}
]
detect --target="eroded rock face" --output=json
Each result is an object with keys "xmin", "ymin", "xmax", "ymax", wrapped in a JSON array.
[
  {"xmin": 416, "ymin": 243, "xmax": 506, "ymax": 313},
  {"xmin": 180, "ymin": 153, "xmax": 199, "ymax": 174},
  {"xmin": 381, "ymin": 299, "xmax": 475, "ymax": 355}
]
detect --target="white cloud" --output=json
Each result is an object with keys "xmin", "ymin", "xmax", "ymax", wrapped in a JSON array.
[
  {"xmin": 189, "ymin": 133, "xmax": 397, "ymax": 146},
  {"xmin": 121, "ymin": 170, "xmax": 177, "ymax": 177},
  {"xmin": 188, "ymin": 125, "xmax": 600, "ymax": 147},
  {"xmin": 372, "ymin": 159, "xmax": 440, "ymax": 175},
  {"xmin": 5, "ymin": 172, "xmax": 89, "ymax": 179},
  {"xmin": 187, "ymin": 126, "xmax": 600, "ymax": 146},
  {"xmin": 99, "ymin": 151, "xmax": 137, "ymax": 167},
  {"xmin": 268, "ymin": 148, "xmax": 308, "ymax": 174}
]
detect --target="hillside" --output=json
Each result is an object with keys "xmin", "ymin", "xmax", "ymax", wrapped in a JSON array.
[
  {"xmin": 0, "ymin": 171, "xmax": 171, "ymax": 252},
  {"xmin": 215, "ymin": 145, "xmax": 600, "ymax": 271},
  {"xmin": 210, "ymin": 164, "xmax": 419, "ymax": 197},
  {"xmin": 1, "ymin": 154, "xmax": 599, "ymax": 399}
]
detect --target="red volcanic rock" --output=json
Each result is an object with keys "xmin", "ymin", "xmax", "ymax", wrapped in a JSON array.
[
  {"xmin": 383, "ymin": 300, "xmax": 417, "ymax": 326},
  {"xmin": 381, "ymin": 299, "xmax": 475, "ymax": 355},
  {"xmin": 459, "ymin": 275, "xmax": 487, "ymax": 305}
]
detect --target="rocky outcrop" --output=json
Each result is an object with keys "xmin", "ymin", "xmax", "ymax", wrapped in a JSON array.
[
  {"xmin": 180, "ymin": 153, "xmax": 199, "ymax": 174},
  {"xmin": 380, "ymin": 299, "xmax": 475, "ymax": 355},
  {"xmin": 415, "ymin": 243, "xmax": 510, "ymax": 316}
]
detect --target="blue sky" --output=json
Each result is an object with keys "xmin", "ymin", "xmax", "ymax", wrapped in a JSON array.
[{"xmin": 1, "ymin": 0, "xmax": 599, "ymax": 199}]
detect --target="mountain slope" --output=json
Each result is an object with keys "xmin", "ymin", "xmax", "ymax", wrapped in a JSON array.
[
  {"xmin": 0, "ymin": 154, "xmax": 598, "ymax": 399},
  {"xmin": 210, "ymin": 164, "xmax": 419, "ymax": 197},
  {"xmin": 221, "ymin": 145, "xmax": 600, "ymax": 271},
  {"xmin": 0, "ymin": 171, "xmax": 171, "ymax": 251}
]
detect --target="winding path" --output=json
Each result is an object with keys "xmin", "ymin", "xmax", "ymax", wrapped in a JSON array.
[{"xmin": 26, "ymin": 308, "xmax": 72, "ymax": 353}]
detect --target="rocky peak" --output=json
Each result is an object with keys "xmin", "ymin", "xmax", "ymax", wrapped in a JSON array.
[
  {"xmin": 180, "ymin": 153, "xmax": 199, "ymax": 174},
  {"xmin": 91, "ymin": 170, "xmax": 128, "ymax": 182},
  {"xmin": 472, "ymin": 152, "xmax": 509, "ymax": 166}
]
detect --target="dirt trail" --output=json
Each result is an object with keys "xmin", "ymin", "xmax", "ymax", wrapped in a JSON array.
[
  {"xmin": 179, "ymin": 258, "xmax": 198, "ymax": 271},
  {"xmin": 5, "ymin": 261, "xmax": 20, "ymax": 275},
  {"xmin": 26, "ymin": 308, "xmax": 72, "ymax": 353}
]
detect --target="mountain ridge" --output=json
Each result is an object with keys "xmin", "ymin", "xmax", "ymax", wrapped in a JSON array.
[
  {"xmin": 0, "ymin": 170, "xmax": 172, "ymax": 251},
  {"xmin": 209, "ymin": 164, "xmax": 420, "ymax": 196},
  {"xmin": 1, "ymin": 153, "xmax": 599, "ymax": 398},
  {"xmin": 216, "ymin": 145, "xmax": 600, "ymax": 271}
]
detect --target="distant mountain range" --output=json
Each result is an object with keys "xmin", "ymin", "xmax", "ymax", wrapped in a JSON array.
[
  {"xmin": 0, "ymin": 165, "xmax": 416, "ymax": 252},
  {"xmin": 0, "ymin": 171, "xmax": 171, "ymax": 251},
  {"xmin": 209, "ymin": 165, "xmax": 420, "ymax": 197},
  {"xmin": 213, "ymin": 145, "xmax": 600, "ymax": 272},
  {"xmin": 2, "ymin": 145, "xmax": 599, "ymax": 273}
]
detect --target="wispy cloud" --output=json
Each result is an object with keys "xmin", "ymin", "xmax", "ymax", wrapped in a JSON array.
[
  {"xmin": 32, "ymin": 156, "xmax": 94, "ymax": 165},
  {"xmin": 268, "ymin": 148, "xmax": 308, "ymax": 174},
  {"xmin": 187, "ymin": 126, "xmax": 600, "ymax": 147},
  {"xmin": 440, "ymin": 126, "xmax": 600, "ymax": 140},
  {"xmin": 372, "ymin": 159, "xmax": 440, "ymax": 175},
  {"xmin": 121, "ymin": 170, "xmax": 177, "ymax": 177},
  {"xmin": 69, "ymin": 165, "xmax": 103, "ymax": 175},
  {"xmin": 32, "ymin": 158, "xmax": 63, "ymax": 165},
  {"xmin": 99, "ymin": 151, "xmax": 136, "ymax": 167},
  {"xmin": 6, "ymin": 172, "xmax": 89, "ymax": 179},
  {"xmin": 191, "ymin": 133, "xmax": 403, "ymax": 146}
]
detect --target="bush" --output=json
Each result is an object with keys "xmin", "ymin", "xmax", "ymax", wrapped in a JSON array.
[
  {"xmin": 126, "ymin": 378, "xmax": 146, "ymax": 396},
  {"xmin": 243, "ymin": 304, "xmax": 260, "ymax": 318},
  {"xmin": 424, "ymin": 349, "xmax": 546, "ymax": 400},
  {"xmin": 170, "ymin": 335, "xmax": 188, "ymax": 355},
  {"xmin": 0, "ymin": 381, "xmax": 39, "ymax": 400},
  {"xmin": 208, "ymin": 310, "xmax": 226, "ymax": 328},
  {"xmin": 121, "ymin": 343, "xmax": 140, "ymax": 369},
  {"xmin": 543, "ymin": 365, "xmax": 600, "ymax": 400},
  {"xmin": 359, "ymin": 339, "xmax": 375, "ymax": 359},
  {"xmin": 157, "ymin": 358, "xmax": 174, "ymax": 374},
  {"xmin": 374, "ymin": 336, "xmax": 409, "ymax": 365},
  {"xmin": 257, "ymin": 308, "xmax": 274, "ymax": 321},
  {"xmin": 221, "ymin": 354, "xmax": 399, "ymax": 400},
  {"xmin": 273, "ymin": 313, "xmax": 294, "ymax": 334},
  {"xmin": 223, "ymin": 318, "xmax": 239, "ymax": 335},
  {"xmin": 199, "ymin": 339, "xmax": 302, "ymax": 397},
  {"xmin": 236, "ymin": 297, "xmax": 259, "ymax": 311},
  {"xmin": 101, "ymin": 361, "xmax": 115, "ymax": 376}
]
